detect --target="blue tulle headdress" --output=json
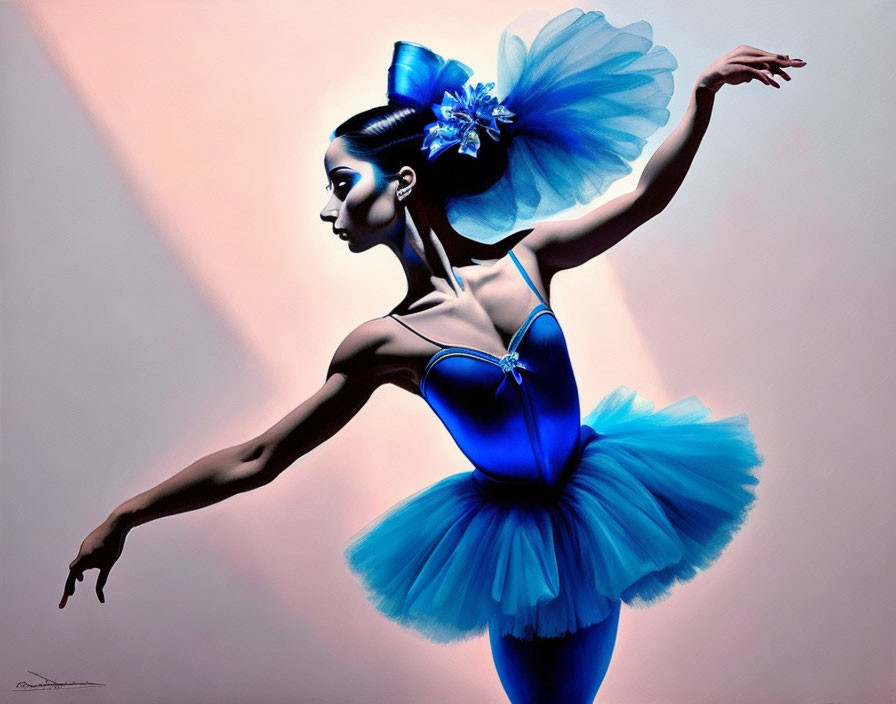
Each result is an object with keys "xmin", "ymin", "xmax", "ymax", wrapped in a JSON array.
[{"xmin": 387, "ymin": 9, "xmax": 679, "ymax": 243}]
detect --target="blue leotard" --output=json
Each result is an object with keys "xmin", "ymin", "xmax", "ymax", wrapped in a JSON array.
[
  {"xmin": 345, "ymin": 251, "xmax": 763, "ymax": 643},
  {"xmin": 391, "ymin": 252, "xmax": 583, "ymax": 495}
]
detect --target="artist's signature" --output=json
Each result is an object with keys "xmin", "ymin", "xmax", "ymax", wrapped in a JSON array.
[{"xmin": 14, "ymin": 671, "xmax": 105, "ymax": 691}]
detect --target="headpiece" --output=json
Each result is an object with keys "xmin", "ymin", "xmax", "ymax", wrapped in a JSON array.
[
  {"xmin": 387, "ymin": 42, "xmax": 515, "ymax": 161},
  {"xmin": 385, "ymin": 9, "xmax": 679, "ymax": 244},
  {"xmin": 422, "ymin": 83, "xmax": 516, "ymax": 160}
]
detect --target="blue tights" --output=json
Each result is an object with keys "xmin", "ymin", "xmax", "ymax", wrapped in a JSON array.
[{"xmin": 488, "ymin": 600, "xmax": 621, "ymax": 704}]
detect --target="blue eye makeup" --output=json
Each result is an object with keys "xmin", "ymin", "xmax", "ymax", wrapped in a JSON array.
[{"xmin": 326, "ymin": 169, "xmax": 360, "ymax": 195}]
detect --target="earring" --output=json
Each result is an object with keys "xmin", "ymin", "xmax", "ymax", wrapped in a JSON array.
[{"xmin": 396, "ymin": 183, "xmax": 413, "ymax": 202}]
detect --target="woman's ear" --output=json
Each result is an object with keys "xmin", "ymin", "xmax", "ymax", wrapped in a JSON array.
[
  {"xmin": 397, "ymin": 166, "xmax": 417, "ymax": 189},
  {"xmin": 395, "ymin": 166, "xmax": 417, "ymax": 203}
]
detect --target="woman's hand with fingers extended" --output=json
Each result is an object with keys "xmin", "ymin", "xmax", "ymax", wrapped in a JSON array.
[
  {"xmin": 60, "ymin": 518, "xmax": 129, "ymax": 608},
  {"xmin": 697, "ymin": 45, "xmax": 806, "ymax": 93}
]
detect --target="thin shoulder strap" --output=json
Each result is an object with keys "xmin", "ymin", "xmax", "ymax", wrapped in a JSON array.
[
  {"xmin": 508, "ymin": 250, "xmax": 548, "ymax": 306},
  {"xmin": 385, "ymin": 313, "xmax": 449, "ymax": 349}
]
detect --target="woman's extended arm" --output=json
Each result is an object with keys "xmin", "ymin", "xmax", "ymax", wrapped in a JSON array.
[
  {"xmin": 104, "ymin": 372, "xmax": 375, "ymax": 529},
  {"xmin": 60, "ymin": 318, "xmax": 397, "ymax": 607},
  {"xmin": 522, "ymin": 46, "xmax": 805, "ymax": 276}
]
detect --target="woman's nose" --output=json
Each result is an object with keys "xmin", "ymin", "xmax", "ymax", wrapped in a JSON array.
[{"xmin": 320, "ymin": 207, "xmax": 339, "ymax": 223}]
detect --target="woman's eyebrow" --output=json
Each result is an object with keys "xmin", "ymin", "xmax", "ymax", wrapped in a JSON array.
[{"xmin": 327, "ymin": 166, "xmax": 356, "ymax": 178}]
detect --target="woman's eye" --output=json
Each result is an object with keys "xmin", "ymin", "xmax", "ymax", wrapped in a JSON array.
[{"xmin": 325, "ymin": 172, "xmax": 358, "ymax": 197}]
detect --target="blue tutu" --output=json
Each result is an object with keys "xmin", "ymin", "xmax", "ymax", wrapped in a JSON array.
[
  {"xmin": 345, "ymin": 386, "xmax": 763, "ymax": 642},
  {"xmin": 447, "ymin": 9, "xmax": 678, "ymax": 242}
]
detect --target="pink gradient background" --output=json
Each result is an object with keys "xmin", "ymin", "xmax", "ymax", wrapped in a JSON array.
[{"xmin": 3, "ymin": 1, "xmax": 893, "ymax": 702}]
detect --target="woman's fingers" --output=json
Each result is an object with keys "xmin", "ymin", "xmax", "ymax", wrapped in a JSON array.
[
  {"xmin": 731, "ymin": 49, "xmax": 806, "ymax": 71},
  {"xmin": 60, "ymin": 566, "xmax": 109, "ymax": 606},
  {"xmin": 704, "ymin": 48, "xmax": 805, "ymax": 92},
  {"xmin": 755, "ymin": 60, "xmax": 792, "ymax": 81},
  {"xmin": 753, "ymin": 69, "xmax": 777, "ymax": 88},
  {"xmin": 96, "ymin": 569, "xmax": 109, "ymax": 604},
  {"xmin": 774, "ymin": 67, "xmax": 792, "ymax": 81},
  {"xmin": 734, "ymin": 45, "xmax": 792, "ymax": 60},
  {"xmin": 740, "ymin": 54, "xmax": 806, "ymax": 69},
  {"xmin": 758, "ymin": 69, "xmax": 780, "ymax": 88},
  {"xmin": 59, "ymin": 568, "xmax": 80, "ymax": 608},
  {"xmin": 60, "ymin": 523, "xmax": 126, "ymax": 607},
  {"xmin": 731, "ymin": 63, "xmax": 780, "ymax": 88}
]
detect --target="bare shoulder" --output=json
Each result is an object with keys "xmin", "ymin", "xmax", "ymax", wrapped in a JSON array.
[
  {"xmin": 327, "ymin": 316, "xmax": 414, "ymax": 390},
  {"xmin": 327, "ymin": 316, "xmax": 398, "ymax": 380}
]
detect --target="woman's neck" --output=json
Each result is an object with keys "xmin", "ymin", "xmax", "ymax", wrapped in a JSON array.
[
  {"xmin": 415, "ymin": 200, "xmax": 509, "ymax": 261},
  {"xmin": 387, "ymin": 202, "xmax": 505, "ymax": 311}
]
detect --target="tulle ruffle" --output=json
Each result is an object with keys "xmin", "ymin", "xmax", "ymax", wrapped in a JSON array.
[
  {"xmin": 447, "ymin": 9, "xmax": 678, "ymax": 243},
  {"xmin": 344, "ymin": 386, "xmax": 763, "ymax": 642}
]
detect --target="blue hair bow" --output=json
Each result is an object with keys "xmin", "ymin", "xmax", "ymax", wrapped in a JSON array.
[
  {"xmin": 387, "ymin": 41, "xmax": 472, "ymax": 112},
  {"xmin": 387, "ymin": 42, "xmax": 515, "ymax": 160}
]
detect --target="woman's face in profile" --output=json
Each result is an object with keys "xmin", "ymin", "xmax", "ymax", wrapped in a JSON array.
[{"xmin": 320, "ymin": 137, "xmax": 404, "ymax": 251}]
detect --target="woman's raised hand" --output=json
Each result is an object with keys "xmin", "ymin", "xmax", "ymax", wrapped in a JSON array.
[
  {"xmin": 698, "ymin": 46, "xmax": 806, "ymax": 92},
  {"xmin": 59, "ymin": 519, "xmax": 128, "ymax": 608}
]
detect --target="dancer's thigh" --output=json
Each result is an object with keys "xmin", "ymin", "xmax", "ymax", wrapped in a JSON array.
[{"xmin": 488, "ymin": 600, "xmax": 621, "ymax": 704}]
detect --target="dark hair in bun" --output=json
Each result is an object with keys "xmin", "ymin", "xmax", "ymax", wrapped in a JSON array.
[{"xmin": 332, "ymin": 102, "xmax": 509, "ymax": 205}]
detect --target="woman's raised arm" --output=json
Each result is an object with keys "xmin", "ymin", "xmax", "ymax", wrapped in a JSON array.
[
  {"xmin": 521, "ymin": 47, "xmax": 805, "ymax": 276},
  {"xmin": 60, "ymin": 318, "xmax": 397, "ymax": 608}
]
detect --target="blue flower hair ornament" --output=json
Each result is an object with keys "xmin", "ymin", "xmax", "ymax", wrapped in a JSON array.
[{"xmin": 422, "ymin": 82, "xmax": 516, "ymax": 160}]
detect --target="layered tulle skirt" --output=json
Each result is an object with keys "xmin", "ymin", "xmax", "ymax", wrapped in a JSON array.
[{"xmin": 344, "ymin": 386, "xmax": 763, "ymax": 642}]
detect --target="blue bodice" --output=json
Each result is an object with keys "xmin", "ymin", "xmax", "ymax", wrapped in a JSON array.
[{"xmin": 390, "ymin": 252, "xmax": 586, "ymax": 495}]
